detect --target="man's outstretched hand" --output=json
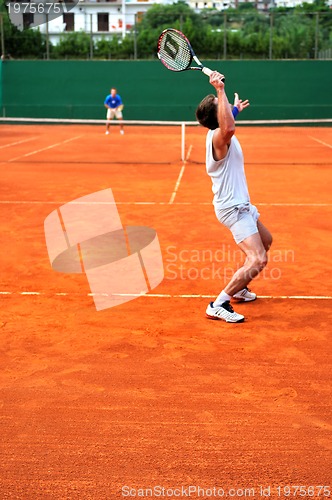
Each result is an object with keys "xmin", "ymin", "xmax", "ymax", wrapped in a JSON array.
[{"xmin": 234, "ymin": 92, "xmax": 250, "ymax": 112}]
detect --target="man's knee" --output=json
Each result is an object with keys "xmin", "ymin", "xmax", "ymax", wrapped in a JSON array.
[{"xmin": 249, "ymin": 252, "xmax": 267, "ymax": 271}]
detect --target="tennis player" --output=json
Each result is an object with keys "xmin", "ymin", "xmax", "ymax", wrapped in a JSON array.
[
  {"xmin": 196, "ymin": 71, "xmax": 272, "ymax": 323},
  {"xmin": 104, "ymin": 87, "xmax": 124, "ymax": 135}
]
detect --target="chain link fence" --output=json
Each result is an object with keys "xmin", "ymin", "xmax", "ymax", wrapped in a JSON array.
[{"xmin": 1, "ymin": 8, "xmax": 332, "ymax": 60}]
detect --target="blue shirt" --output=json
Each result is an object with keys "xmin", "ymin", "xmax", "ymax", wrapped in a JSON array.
[{"xmin": 104, "ymin": 94, "xmax": 123, "ymax": 109}]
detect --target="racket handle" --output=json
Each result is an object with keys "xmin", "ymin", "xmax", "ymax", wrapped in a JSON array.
[
  {"xmin": 202, "ymin": 67, "xmax": 213, "ymax": 77},
  {"xmin": 202, "ymin": 67, "xmax": 225, "ymax": 82}
]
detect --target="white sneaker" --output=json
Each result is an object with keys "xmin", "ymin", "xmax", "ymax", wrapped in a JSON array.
[
  {"xmin": 233, "ymin": 287, "xmax": 257, "ymax": 302},
  {"xmin": 120, "ymin": 130, "xmax": 124, "ymax": 135},
  {"xmin": 105, "ymin": 130, "xmax": 109, "ymax": 135},
  {"xmin": 206, "ymin": 301, "xmax": 245, "ymax": 323}
]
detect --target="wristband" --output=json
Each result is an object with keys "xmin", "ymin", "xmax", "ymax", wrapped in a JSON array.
[{"xmin": 232, "ymin": 106, "xmax": 239, "ymax": 118}]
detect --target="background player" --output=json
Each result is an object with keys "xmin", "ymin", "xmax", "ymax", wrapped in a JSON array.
[{"xmin": 104, "ymin": 87, "xmax": 124, "ymax": 135}]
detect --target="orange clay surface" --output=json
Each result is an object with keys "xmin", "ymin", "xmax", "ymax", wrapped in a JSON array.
[{"xmin": 0, "ymin": 124, "xmax": 331, "ymax": 499}]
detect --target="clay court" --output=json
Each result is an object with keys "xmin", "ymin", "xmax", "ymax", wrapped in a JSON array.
[{"xmin": 0, "ymin": 123, "xmax": 331, "ymax": 498}]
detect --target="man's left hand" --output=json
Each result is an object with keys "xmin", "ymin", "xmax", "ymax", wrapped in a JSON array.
[{"xmin": 234, "ymin": 92, "xmax": 250, "ymax": 112}]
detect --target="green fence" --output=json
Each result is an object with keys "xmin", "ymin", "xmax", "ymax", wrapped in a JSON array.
[
  {"xmin": 0, "ymin": 60, "xmax": 2, "ymax": 114},
  {"xmin": 1, "ymin": 60, "xmax": 332, "ymax": 121}
]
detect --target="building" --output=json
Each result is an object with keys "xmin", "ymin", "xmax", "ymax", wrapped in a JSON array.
[
  {"xmin": 186, "ymin": 0, "xmax": 317, "ymax": 11},
  {"xmin": 8, "ymin": 0, "xmax": 175, "ymax": 46},
  {"xmin": 7, "ymin": 0, "xmax": 322, "ymax": 46}
]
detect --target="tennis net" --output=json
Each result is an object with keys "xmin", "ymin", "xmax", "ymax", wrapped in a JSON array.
[{"xmin": 1, "ymin": 116, "xmax": 331, "ymax": 162}]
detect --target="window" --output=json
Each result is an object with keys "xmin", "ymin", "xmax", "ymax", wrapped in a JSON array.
[
  {"xmin": 63, "ymin": 13, "xmax": 74, "ymax": 31},
  {"xmin": 23, "ymin": 13, "xmax": 34, "ymax": 28},
  {"xmin": 136, "ymin": 11, "xmax": 144, "ymax": 22},
  {"xmin": 98, "ymin": 13, "xmax": 109, "ymax": 31}
]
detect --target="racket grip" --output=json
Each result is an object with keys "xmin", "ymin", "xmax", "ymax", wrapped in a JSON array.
[
  {"xmin": 202, "ymin": 67, "xmax": 225, "ymax": 82},
  {"xmin": 202, "ymin": 67, "xmax": 213, "ymax": 77}
]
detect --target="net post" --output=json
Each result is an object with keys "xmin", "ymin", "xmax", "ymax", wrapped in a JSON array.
[
  {"xmin": 181, "ymin": 122, "xmax": 185, "ymax": 162},
  {"xmin": 0, "ymin": 14, "xmax": 5, "ymax": 59}
]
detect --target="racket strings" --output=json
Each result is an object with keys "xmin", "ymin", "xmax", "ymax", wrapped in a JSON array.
[{"xmin": 158, "ymin": 32, "xmax": 192, "ymax": 71}]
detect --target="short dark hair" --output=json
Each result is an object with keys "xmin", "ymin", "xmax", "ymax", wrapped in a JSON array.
[{"xmin": 195, "ymin": 94, "xmax": 218, "ymax": 130}]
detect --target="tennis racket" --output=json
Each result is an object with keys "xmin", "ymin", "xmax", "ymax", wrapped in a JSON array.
[{"xmin": 158, "ymin": 28, "xmax": 221, "ymax": 79}]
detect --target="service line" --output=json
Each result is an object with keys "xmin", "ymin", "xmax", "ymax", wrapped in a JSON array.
[
  {"xmin": 0, "ymin": 291, "xmax": 331, "ymax": 300},
  {"xmin": 0, "ymin": 137, "xmax": 37, "ymax": 150},
  {"xmin": 7, "ymin": 135, "xmax": 83, "ymax": 163},
  {"xmin": 308, "ymin": 136, "xmax": 332, "ymax": 149}
]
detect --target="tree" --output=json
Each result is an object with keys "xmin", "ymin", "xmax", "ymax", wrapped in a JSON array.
[
  {"xmin": 0, "ymin": 0, "xmax": 46, "ymax": 58},
  {"xmin": 94, "ymin": 37, "xmax": 113, "ymax": 59},
  {"xmin": 136, "ymin": 1, "xmax": 208, "ymax": 56},
  {"xmin": 1, "ymin": 0, "xmax": 331, "ymax": 60},
  {"xmin": 140, "ymin": 2, "xmax": 201, "ymax": 31},
  {"xmin": 55, "ymin": 31, "xmax": 92, "ymax": 58}
]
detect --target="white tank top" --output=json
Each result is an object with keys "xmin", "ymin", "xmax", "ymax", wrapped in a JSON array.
[{"xmin": 206, "ymin": 130, "xmax": 250, "ymax": 209}]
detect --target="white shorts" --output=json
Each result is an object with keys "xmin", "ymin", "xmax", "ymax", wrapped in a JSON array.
[
  {"xmin": 215, "ymin": 202, "xmax": 260, "ymax": 244},
  {"xmin": 107, "ymin": 108, "xmax": 123, "ymax": 120}
]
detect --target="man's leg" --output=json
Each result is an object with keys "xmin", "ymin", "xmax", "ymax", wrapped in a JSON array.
[
  {"xmin": 206, "ymin": 214, "xmax": 272, "ymax": 322},
  {"xmin": 105, "ymin": 117, "xmax": 111, "ymax": 134},
  {"xmin": 106, "ymin": 109, "xmax": 114, "ymax": 134},
  {"xmin": 257, "ymin": 219, "xmax": 272, "ymax": 252},
  {"xmin": 230, "ymin": 219, "xmax": 273, "ymax": 301},
  {"xmin": 119, "ymin": 117, "xmax": 124, "ymax": 134},
  {"xmin": 223, "ymin": 231, "xmax": 267, "ymax": 296},
  {"xmin": 206, "ymin": 233, "xmax": 266, "ymax": 323}
]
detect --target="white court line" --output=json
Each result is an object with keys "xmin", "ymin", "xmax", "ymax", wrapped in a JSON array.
[
  {"xmin": 256, "ymin": 203, "xmax": 331, "ymax": 207},
  {"xmin": 186, "ymin": 144, "xmax": 193, "ymax": 161},
  {"xmin": 169, "ymin": 165, "xmax": 186, "ymax": 204},
  {"xmin": 0, "ymin": 201, "xmax": 331, "ymax": 207},
  {"xmin": 0, "ymin": 137, "xmax": 37, "ymax": 150},
  {"xmin": 308, "ymin": 136, "xmax": 332, "ymax": 149},
  {"xmin": 2, "ymin": 117, "xmax": 332, "ymax": 125},
  {"xmin": 0, "ymin": 291, "xmax": 331, "ymax": 300},
  {"xmin": 6, "ymin": 135, "xmax": 83, "ymax": 163},
  {"xmin": 169, "ymin": 143, "xmax": 193, "ymax": 204}
]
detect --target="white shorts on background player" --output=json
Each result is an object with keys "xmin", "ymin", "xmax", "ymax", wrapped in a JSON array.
[{"xmin": 107, "ymin": 108, "xmax": 123, "ymax": 120}]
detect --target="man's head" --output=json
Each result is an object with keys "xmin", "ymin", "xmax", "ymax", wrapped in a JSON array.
[
  {"xmin": 111, "ymin": 88, "xmax": 117, "ymax": 97},
  {"xmin": 195, "ymin": 94, "xmax": 218, "ymax": 130}
]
